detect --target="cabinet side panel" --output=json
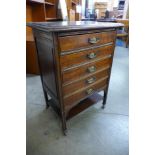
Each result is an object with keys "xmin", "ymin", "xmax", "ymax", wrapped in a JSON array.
[{"xmin": 35, "ymin": 35, "xmax": 58, "ymax": 98}]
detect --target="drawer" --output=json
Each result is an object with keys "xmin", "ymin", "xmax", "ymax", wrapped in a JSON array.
[
  {"xmin": 63, "ymin": 78, "xmax": 108, "ymax": 109},
  {"xmin": 60, "ymin": 44, "xmax": 114, "ymax": 70},
  {"xmin": 63, "ymin": 68, "xmax": 110, "ymax": 97},
  {"xmin": 62, "ymin": 56, "xmax": 112, "ymax": 84},
  {"xmin": 59, "ymin": 31, "xmax": 116, "ymax": 52}
]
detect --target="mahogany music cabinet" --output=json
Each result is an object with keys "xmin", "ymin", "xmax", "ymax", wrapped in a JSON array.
[{"xmin": 27, "ymin": 21, "xmax": 123, "ymax": 135}]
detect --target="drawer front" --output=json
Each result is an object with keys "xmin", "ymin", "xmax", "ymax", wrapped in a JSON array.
[
  {"xmin": 63, "ymin": 68, "xmax": 110, "ymax": 97},
  {"xmin": 62, "ymin": 57, "xmax": 112, "ymax": 85},
  {"xmin": 63, "ymin": 78, "xmax": 108, "ymax": 109},
  {"xmin": 59, "ymin": 31, "xmax": 116, "ymax": 52},
  {"xmin": 60, "ymin": 44, "xmax": 114, "ymax": 70}
]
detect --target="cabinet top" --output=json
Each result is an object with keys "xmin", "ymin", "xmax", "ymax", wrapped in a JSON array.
[{"xmin": 27, "ymin": 21, "xmax": 123, "ymax": 32}]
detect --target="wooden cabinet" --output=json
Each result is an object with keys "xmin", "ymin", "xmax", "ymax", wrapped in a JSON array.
[
  {"xmin": 66, "ymin": 0, "xmax": 82, "ymax": 21},
  {"xmin": 95, "ymin": 2, "xmax": 108, "ymax": 19},
  {"xmin": 26, "ymin": 0, "xmax": 59, "ymax": 74},
  {"xmin": 27, "ymin": 21, "xmax": 123, "ymax": 135}
]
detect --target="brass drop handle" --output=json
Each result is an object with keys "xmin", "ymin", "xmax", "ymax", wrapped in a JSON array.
[
  {"xmin": 86, "ymin": 77, "xmax": 96, "ymax": 84},
  {"xmin": 88, "ymin": 37, "xmax": 100, "ymax": 44},
  {"xmin": 86, "ymin": 88, "xmax": 94, "ymax": 95},
  {"xmin": 87, "ymin": 52, "xmax": 96, "ymax": 59},
  {"xmin": 87, "ymin": 66, "xmax": 96, "ymax": 73}
]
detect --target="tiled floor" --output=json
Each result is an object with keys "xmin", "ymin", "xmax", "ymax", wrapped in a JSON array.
[{"xmin": 26, "ymin": 46, "xmax": 129, "ymax": 155}]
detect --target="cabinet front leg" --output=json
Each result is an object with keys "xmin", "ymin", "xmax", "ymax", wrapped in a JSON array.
[{"xmin": 61, "ymin": 112, "xmax": 67, "ymax": 136}]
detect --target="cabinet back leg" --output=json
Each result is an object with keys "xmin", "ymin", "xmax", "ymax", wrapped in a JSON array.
[
  {"xmin": 102, "ymin": 90, "xmax": 108, "ymax": 109},
  {"xmin": 61, "ymin": 114, "xmax": 67, "ymax": 135},
  {"xmin": 43, "ymin": 89, "xmax": 49, "ymax": 109}
]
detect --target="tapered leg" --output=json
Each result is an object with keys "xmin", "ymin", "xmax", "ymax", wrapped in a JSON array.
[
  {"xmin": 102, "ymin": 89, "xmax": 108, "ymax": 109},
  {"xmin": 39, "ymin": 74, "xmax": 50, "ymax": 109},
  {"xmin": 43, "ymin": 89, "xmax": 49, "ymax": 109},
  {"xmin": 63, "ymin": 127, "xmax": 67, "ymax": 136},
  {"xmin": 61, "ymin": 113, "xmax": 67, "ymax": 135}
]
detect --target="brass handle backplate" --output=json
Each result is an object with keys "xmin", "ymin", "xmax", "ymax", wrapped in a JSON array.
[
  {"xmin": 86, "ymin": 88, "xmax": 94, "ymax": 95},
  {"xmin": 86, "ymin": 77, "xmax": 96, "ymax": 84},
  {"xmin": 88, "ymin": 37, "xmax": 100, "ymax": 44},
  {"xmin": 87, "ymin": 66, "xmax": 96, "ymax": 73},
  {"xmin": 87, "ymin": 52, "xmax": 96, "ymax": 59}
]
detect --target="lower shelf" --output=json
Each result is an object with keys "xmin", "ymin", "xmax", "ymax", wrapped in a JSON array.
[
  {"xmin": 45, "ymin": 17, "xmax": 57, "ymax": 21},
  {"xmin": 66, "ymin": 92, "xmax": 103, "ymax": 120}
]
